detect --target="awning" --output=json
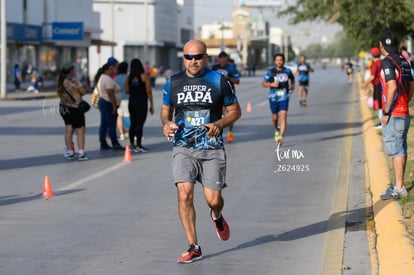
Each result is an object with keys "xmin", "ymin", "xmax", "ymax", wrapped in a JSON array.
[{"xmin": 91, "ymin": 39, "xmax": 117, "ymax": 46}]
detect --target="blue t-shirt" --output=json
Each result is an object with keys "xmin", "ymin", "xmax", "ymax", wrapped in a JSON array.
[
  {"xmin": 263, "ymin": 66, "xmax": 295, "ymax": 102},
  {"xmin": 163, "ymin": 69, "xmax": 238, "ymax": 150},
  {"xmin": 297, "ymin": 62, "xmax": 312, "ymax": 82},
  {"xmin": 211, "ymin": 64, "xmax": 240, "ymax": 89},
  {"xmin": 114, "ymin": 74, "xmax": 128, "ymax": 100}
]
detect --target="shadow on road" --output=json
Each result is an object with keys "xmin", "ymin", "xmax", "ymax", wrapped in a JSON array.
[
  {"xmin": 204, "ymin": 199, "xmax": 390, "ymax": 260},
  {"xmin": 0, "ymin": 189, "xmax": 85, "ymax": 206}
]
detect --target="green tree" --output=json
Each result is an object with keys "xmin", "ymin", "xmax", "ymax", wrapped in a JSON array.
[
  {"xmin": 280, "ymin": 0, "xmax": 414, "ymax": 50},
  {"xmin": 300, "ymin": 32, "xmax": 356, "ymax": 59}
]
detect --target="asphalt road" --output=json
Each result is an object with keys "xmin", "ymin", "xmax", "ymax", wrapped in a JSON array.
[{"xmin": 0, "ymin": 66, "xmax": 371, "ymax": 274}]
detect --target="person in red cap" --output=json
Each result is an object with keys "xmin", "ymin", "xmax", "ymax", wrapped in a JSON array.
[{"xmin": 361, "ymin": 47, "xmax": 383, "ymax": 128}]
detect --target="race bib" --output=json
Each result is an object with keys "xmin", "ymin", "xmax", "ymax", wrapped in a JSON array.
[
  {"xmin": 184, "ymin": 110, "xmax": 210, "ymax": 128},
  {"xmin": 275, "ymin": 89, "xmax": 286, "ymax": 97},
  {"xmin": 270, "ymin": 88, "xmax": 287, "ymax": 101}
]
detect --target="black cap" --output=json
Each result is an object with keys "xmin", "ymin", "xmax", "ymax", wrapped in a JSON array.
[
  {"xmin": 380, "ymin": 30, "xmax": 399, "ymax": 53},
  {"xmin": 218, "ymin": 51, "xmax": 228, "ymax": 58}
]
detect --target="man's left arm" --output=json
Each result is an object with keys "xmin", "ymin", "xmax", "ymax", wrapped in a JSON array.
[
  {"xmin": 409, "ymin": 80, "xmax": 414, "ymax": 101},
  {"xmin": 206, "ymin": 102, "xmax": 241, "ymax": 138},
  {"xmin": 382, "ymin": 79, "xmax": 397, "ymax": 125}
]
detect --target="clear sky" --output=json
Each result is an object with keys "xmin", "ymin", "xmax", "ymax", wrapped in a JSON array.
[{"xmin": 194, "ymin": 0, "xmax": 342, "ymax": 49}]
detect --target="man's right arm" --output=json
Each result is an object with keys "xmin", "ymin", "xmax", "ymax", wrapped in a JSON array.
[
  {"xmin": 160, "ymin": 104, "xmax": 177, "ymax": 139},
  {"xmin": 160, "ymin": 104, "xmax": 173, "ymax": 125}
]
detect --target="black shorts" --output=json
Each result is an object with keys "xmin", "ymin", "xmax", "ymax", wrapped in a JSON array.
[
  {"xmin": 60, "ymin": 105, "xmax": 85, "ymax": 129},
  {"xmin": 299, "ymin": 80, "xmax": 309, "ymax": 87},
  {"xmin": 373, "ymin": 84, "xmax": 382, "ymax": 110}
]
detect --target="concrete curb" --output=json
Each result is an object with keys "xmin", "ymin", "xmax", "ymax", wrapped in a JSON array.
[
  {"xmin": 0, "ymin": 91, "xmax": 59, "ymax": 101},
  {"xmin": 359, "ymin": 83, "xmax": 414, "ymax": 274}
]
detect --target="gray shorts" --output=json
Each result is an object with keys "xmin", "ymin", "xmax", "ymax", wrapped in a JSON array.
[
  {"xmin": 172, "ymin": 146, "xmax": 227, "ymax": 190},
  {"xmin": 382, "ymin": 116, "xmax": 410, "ymax": 157}
]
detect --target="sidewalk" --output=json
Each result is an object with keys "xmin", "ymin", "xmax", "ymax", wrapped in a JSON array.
[
  {"xmin": 2, "ymin": 90, "xmax": 59, "ymax": 101},
  {"xmin": 1, "ymin": 77, "xmax": 168, "ymax": 101},
  {"xmin": 2, "ymin": 80, "xmax": 58, "ymax": 101}
]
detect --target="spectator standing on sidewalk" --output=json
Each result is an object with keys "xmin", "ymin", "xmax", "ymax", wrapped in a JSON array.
[
  {"xmin": 126, "ymin": 58, "xmax": 154, "ymax": 152},
  {"xmin": 57, "ymin": 62, "xmax": 90, "ymax": 160},
  {"xmin": 94, "ymin": 63, "xmax": 124, "ymax": 151},
  {"xmin": 114, "ymin": 61, "xmax": 130, "ymax": 141},
  {"xmin": 378, "ymin": 30, "xmax": 414, "ymax": 200},
  {"xmin": 13, "ymin": 64, "xmax": 22, "ymax": 91},
  {"xmin": 149, "ymin": 65, "xmax": 158, "ymax": 87},
  {"xmin": 361, "ymin": 47, "xmax": 383, "ymax": 128},
  {"xmin": 160, "ymin": 40, "xmax": 241, "ymax": 263}
]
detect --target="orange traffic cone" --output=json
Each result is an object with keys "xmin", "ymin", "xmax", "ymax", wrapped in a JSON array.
[
  {"xmin": 246, "ymin": 102, "xmax": 252, "ymax": 113},
  {"xmin": 42, "ymin": 176, "xmax": 54, "ymax": 199},
  {"xmin": 123, "ymin": 145, "xmax": 132, "ymax": 162}
]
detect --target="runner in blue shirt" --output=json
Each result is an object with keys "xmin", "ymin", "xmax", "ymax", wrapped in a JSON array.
[
  {"xmin": 296, "ymin": 55, "xmax": 313, "ymax": 107},
  {"xmin": 261, "ymin": 53, "xmax": 295, "ymax": 145},
  {"xmin": 212, "ymin": 51, "xmax": 240, "ymax": 142},
  {"xmin": 161, "ymin": 40, "xmax": 241, "ymax": 264}
]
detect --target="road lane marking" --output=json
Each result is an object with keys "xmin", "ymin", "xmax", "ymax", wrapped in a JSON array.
[
  {"xmin": 257, "ymin": 100, "xmax": 267, "ymax": 107},
  {"xmin": 320, "ymin": 81, "xmax": 355, "ymax": 275},
  {"xmin": 57, "ymin": 162, "xmax": 127, "ymax": 191}
]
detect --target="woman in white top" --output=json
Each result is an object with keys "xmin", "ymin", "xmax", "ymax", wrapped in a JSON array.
[{"xmin": 93, "ymin": 63, "xmax": 123, "ymax": 150}]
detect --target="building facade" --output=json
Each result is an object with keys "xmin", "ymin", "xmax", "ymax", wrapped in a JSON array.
[
  {"xmin": 2, "ymin": 0, "xmax": 101, "ymax": 90},
  {"xmin": 89, "ymin": 0, "xmax": 194, "ymax": 77},
  {"xmin": 1, "ymin": 0, "xmax": 194, "ymax": 93}
]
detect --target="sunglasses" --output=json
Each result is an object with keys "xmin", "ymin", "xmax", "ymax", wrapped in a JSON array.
[{"xmin": 183, "ymin": 54, "xmax": 205, "ymax": 61}]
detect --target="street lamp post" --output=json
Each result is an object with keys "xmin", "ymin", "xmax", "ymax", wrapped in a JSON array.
[
  {"xmin": 111, "ymin": 0, "xmax": 115, "ymax": 57},
  {"xmin": 1, "ymin": 0, "xmax": 6, "ymax": 99},
  {"xmin": 220, "ymin": 21, "xmax": 225, "ymax": 51},
  {"xmin": 144, "ymin": 0, "xmax": 148, "ymax": 60}
]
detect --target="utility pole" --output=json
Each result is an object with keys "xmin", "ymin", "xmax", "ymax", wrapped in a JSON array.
[
  {"xmin": 143, "ymin": 0, "xmax": 148, "ymax": 61},
  {"xmin": 1, "ymin": 0, "xmax": 6, "ymax": 99},
  {"xmin": 111, "ymin": 0, "xmax": 115, "ymax": 57}
]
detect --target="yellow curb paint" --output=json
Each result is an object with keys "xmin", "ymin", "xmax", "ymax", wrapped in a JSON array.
[
  {"xmin": 320, "ymin": 80, "xmax": 355, "ymax": 275},
  {"xmin": 358, "ymin": 78, "xmax": 414, "ymax": 274}
]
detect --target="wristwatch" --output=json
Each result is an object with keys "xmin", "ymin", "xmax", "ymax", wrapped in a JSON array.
[{"xmin": 383, "ymin": 110, "xmax": 390, "ymax": 116}]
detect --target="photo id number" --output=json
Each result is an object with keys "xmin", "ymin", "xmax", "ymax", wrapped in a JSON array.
[{"xmin": 273, "ymin": 164, "xmax": 310, "ymax": 173}]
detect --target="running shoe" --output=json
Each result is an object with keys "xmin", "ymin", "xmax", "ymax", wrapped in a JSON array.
[
  {"xmin": 64, "ymin": 152, "xmax": 75, "ymax": 160},
  {"xmin": 274, "ymin": 131, "xmax": 282, "ymax": 145},
  {"xmin": 210, "ymin": 209, "xmax": 230, "ymax": 241},
  {"xmin": 77, "ymin": 153, "xmax": 89, "ymax": 161},
  {"xmin": 177, "ymin": 244, "xmax": 203, "ymax": 263},
  {"xmin": 380, "ymin": 185, "xmax": 408, "ymax": 200},
  {"xmin": 227, "ymin": 132, "xmax": 234, "ymax": 143}
]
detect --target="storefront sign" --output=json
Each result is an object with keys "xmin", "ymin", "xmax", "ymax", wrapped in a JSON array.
[
  {"xmin": 42, "ymin": 22, "xmax": 84, "ymax": 40},
  {"xmin": 51, "ymin": 22, "xmax": 83, "ymax": 40},
  {"xmin": 7, "ymin": 23, "xmax": 42, "ymax": 41}
]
